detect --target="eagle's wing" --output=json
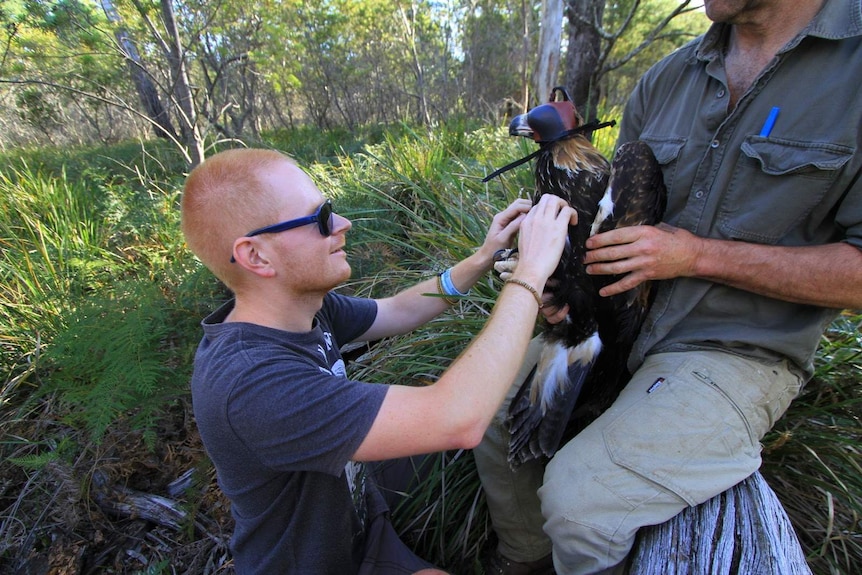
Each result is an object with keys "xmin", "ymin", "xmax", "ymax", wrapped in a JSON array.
[
  {"xmin": 563, "ymin": 140, "xmax": 667, "ymax": 433},
  {"xmin": 507, "ymin": 351, "xmax": 593, "ymax": 467},
  {"xmin": 590, "ymin": 139, "xmax": 667, "ymax": 343},
  {"xmin": 590, "ymin": 140, "xmax": 666, "ymax": 236}
]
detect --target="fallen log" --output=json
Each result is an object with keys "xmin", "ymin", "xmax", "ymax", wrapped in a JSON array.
[
  {"xmin": 627, "ymin": 470, "xmax": 812, "ymax": 574},
  {"xmin": 90, "ymin": 469, "xmax": 216, "ymax": 536},
  {"xmin": 91, "ymin": 470, "xmax": 190, "ymax": 531}
]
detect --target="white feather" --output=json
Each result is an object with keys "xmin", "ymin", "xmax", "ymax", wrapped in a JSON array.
[
  {"xmin": 535, "ymin": 332, "xmax": 602, "ymax": 414},
  {"xmin": 590, "ymin": 185, "xmax": 615, "ymax": 237}
]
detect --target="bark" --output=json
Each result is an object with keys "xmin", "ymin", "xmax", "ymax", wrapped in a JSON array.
[
  {"xmin": 628, "ymin": 470, "xmax": 812, "ymax": 574},
  {"xmin": 99, "ymin": 0, "xmax": 177, "ymax": 140},
  {"xmin": 563, "ymin": 0, "xmax": 604, "ymax": 122},
  {"xmin": 91, "ymin": 469, "xmax": 216, "ymax": 536},
  {"xmin": 533, "ymin": 0, "xmax": 564, "ymax": 106}
]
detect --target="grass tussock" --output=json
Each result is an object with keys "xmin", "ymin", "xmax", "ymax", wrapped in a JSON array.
[{"xmin": 0, "ymin": 124, "xmax": 859, "ymax": 574}]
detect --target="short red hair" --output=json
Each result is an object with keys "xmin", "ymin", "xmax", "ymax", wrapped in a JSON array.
[{"xmin": 181, "ymin": 148, "xmax": 295, "ymax": 287}]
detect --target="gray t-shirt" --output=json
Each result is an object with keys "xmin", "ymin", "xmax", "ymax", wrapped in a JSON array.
[
  {"xmin": 191, "ymin": 292, "xmax": 390, "ymax": 573},
  {"xmin": 618, "ymin": 0, "xmax": 862, "ymax": 378}
]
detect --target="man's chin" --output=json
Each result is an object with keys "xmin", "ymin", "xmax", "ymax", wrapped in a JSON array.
[{"xmin": 331, "ymin": 264, "xmax": 352, "ymax": 287}]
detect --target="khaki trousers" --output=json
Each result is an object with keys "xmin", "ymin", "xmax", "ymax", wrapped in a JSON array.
[{"xmin": 474, "ymin": 345, "xmax": 804, "ymax": 575}]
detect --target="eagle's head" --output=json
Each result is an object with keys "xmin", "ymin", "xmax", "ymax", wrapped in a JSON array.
[{"xmin": 509, "ymin": 86, "xmax": 584, "ymax": 144}]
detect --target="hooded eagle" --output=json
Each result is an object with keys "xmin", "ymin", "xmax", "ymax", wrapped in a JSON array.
[{"xmin": 490, "ymin": 86, "xmax": 667, "ymax": 468}]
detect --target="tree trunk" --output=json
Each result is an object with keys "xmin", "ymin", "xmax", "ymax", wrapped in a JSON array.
[
  {"xmin": 159, "ymin": 0, "xmax": 205, "ymax": 168},
  {"xmin": 627, "ymin": 470, "xmax": 812, "ymax": 574},
  {"xmin": 99, "ymin": 0, "xmax": 177, "ymax": 141},
  {"xmin": 563, "ymin": 0, "xmax": 605, "ymax": 122},
  {"xmin": 397, "ymin": 3, "xmax": 431, "ymax": 126},
  {"xmin": 533, "ymin": 0, "xmax": 564, "ymax": 106}
]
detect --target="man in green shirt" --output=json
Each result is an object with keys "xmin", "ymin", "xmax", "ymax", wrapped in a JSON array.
[{"xmin": 477, "ymin": 0, "xmax": 862, "ymax": 573}]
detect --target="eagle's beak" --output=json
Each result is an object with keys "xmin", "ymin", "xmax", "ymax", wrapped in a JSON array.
[{"xmin": 509, "ymin": 113, "xmax": 534, "ymax": 139}]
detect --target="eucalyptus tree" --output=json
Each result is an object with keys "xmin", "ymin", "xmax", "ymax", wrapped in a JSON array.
[
  {"xmin": 255, "ymin": 0, "xmax": 454, "ymax": 129},
  {"xmin": 0, "ymin": 0, "xmax": 135, "ymax": 146},
  {"xmin": 175, "ymin": 0, "xmax": 269, "ymax": 142},
  {"xmin": 460, "ymin": 0, "xmax": 532, "ymax": 120},
  {"xmin": 0, "ymin": 0, "xmax": 206, "ymax": 166},
  {"xmin": 562, "ymin": 0, "xmax": 706, "ymax": 121},
  {"xmin": 113, "ymin": 0, "xmax": 203, "ymax": 167},
  {"xmin": 534, "ymin": 0, "xmax": 563, "ymax": 108},
  {"xmin": 100, "ymin": 0, "xmax": 176, "ymax": 140}
]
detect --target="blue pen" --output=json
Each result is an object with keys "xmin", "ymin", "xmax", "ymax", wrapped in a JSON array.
[
  {"xmin": 647, "ymin": 377, "xmax": 665, "ymax": 394},
  {"xmin": 759, "ymin": 107, "xmax": 780, "ymax": 137}
]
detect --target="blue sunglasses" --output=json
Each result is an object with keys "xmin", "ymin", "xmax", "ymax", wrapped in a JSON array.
[{"xmin": 231, "ymin": 200, "xmax": 334, "ymax": 262}]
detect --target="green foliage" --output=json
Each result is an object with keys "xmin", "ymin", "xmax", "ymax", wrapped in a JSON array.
[
  {"xmin": 263, "ymin": 123, "xmax": 402, "ymax": 165},
  {"xmin": 253, "ymin": 0, "xmax": 454, "ymax": 129},
  {"xmin": 42, "ymin": 281, "xmax": 179, "ymax": 444},
  {"xmin": 460, "ymin": 0, "xmax": 531, "ymax": 115},
  {"xmin": 15, "ymin": 87, "xmax": 61, "ymax": 132},
  {"xmin": 0, "ymin": 137, "xmax": 187, "ymax": 184},
  {"xmin": 1, "ymin": 0, "xmax": 707, "ymax": 164},
  {"xmin": 602, "ymin": 0, "xmax": 711, "ymax": 106},
  {"xmin": 0, "ymin": 151, "xmax": 201, "ymax": 445},
  {"xmin": 761, "ymin": 312, "xmax": 862, "ymax": 574},
  {"xmin": 0, "ymin": 124, "xmax": 859, "ymax": 572},
  {"xmin": 395, "ymin": 450, "xmax": 491, "ymax": 574},
  {"xmin": 1, "ymin": 0, "xmax": 128, "ymax": 144},
  {"xmin": 7, "ymin": 436, "xmax": 75, "ymax": 470},
  {"xmin": 138, "ymin": 559, "xmax": 173, "ymax": 575},
  {"xmin": 0, "ymin": 164, "xmax": 117, "ymax": 371}
]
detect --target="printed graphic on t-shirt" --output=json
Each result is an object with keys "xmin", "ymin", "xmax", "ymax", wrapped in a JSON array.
[
  {"xmin": 345, "ymin": 460, "xmax": 369, "ymax": 535},
  {"xmin": 316, "ymin": 332, "xmax": 347, "ymax": 377}
]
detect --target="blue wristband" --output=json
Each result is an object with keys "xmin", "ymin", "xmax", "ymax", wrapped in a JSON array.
[{"xmin": 440, "ymin": 268, "xmax": 470, "ymax": 297}]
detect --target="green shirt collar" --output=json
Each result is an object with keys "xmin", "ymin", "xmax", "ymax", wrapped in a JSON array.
[{"xmin": 695, "ymin": 0, "xmax": 862, "ymax": 63}]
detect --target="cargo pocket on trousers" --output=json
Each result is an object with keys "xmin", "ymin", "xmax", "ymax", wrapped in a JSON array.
[{"xmin": 602, "ymin": 365, "xmax": 762, "ymax": 506}]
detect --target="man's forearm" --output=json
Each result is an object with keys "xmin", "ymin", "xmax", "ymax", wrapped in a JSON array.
[
  {"xmin": 360, "ymin": 248, "xmax": 498, "ymax": 341},
  {"xmin": 585, "ymin": 224, "xmax": 862, "ymax": 310},
  {"xmin": 695, "ymin": 240, "xmax": 862, "ymax": 309}
]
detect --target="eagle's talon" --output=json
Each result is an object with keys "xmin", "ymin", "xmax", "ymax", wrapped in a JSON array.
[
  {"xmin": 493, "ymin": 249, "xmax": 519, "ymax": 281},
  {"xmin": 493, "ymin": 248, "xmax": 518, "ymax": 262}
]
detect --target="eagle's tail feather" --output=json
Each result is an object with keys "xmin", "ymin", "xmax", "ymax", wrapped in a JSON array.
[
  {"xmin": 532, "ymin": 359, "xmax": 591, "ymax": 459},
  {"xmin": 506, "ymin": 336, "xmax": 600, "ymax": 468}
]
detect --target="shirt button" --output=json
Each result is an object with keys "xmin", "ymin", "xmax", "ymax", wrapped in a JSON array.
[
  {"xmin": 695, "ymin": 190, "xmax": 704, "ymax": 198},
  {"xmin": 710, "ymin": 140, "xmax": 720, "ymax": 148},
  {"xmin": 717, "ymin": 89, "xmax": 726, "ymax": 98}
]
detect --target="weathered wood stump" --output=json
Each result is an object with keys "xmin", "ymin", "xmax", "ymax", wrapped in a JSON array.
[{"xmin": 627, "ymin": 470, "xmax": 811, "ymax": 574}]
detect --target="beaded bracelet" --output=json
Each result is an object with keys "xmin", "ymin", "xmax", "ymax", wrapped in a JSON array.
[{"xmin": 504, "ymin": 278, "xmax": 543, "ymax": 308}]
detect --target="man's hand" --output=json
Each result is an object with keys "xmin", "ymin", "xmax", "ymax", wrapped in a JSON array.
[
  {"xmin": 583, "ymin": 223, "xmax": 703, "ymax": 297},
  {"xmin": 477, "ymin": 198, "xmax": 533, "ymax": 267},
  {"xmin": 495, "ymin": 253, "xmax": 570, "ymax": 323}
]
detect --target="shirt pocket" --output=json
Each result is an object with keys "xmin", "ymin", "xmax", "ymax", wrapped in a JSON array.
[
  {"xmin": 641, "ymin": 136, "xmax": 687, "ymax": 198},
  {"xmin": 718, "ymin": 137, "xmax": 853, "ymax": 244}
]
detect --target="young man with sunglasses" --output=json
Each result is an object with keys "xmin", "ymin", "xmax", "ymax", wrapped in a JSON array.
[{"xmin": 180, "ymin": 148, "xmax": 576, "ymax": 574}]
